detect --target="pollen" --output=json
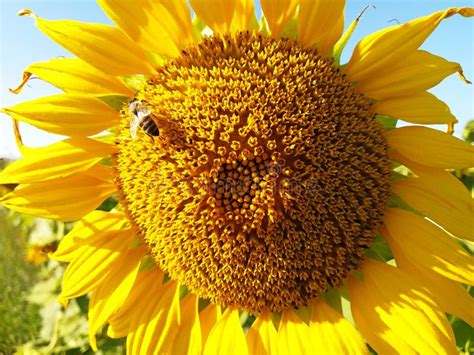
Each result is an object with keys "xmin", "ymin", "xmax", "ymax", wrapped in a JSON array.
[{"xmin": 115, "ymin": 32, "xmax": 392, "ymax": 313}]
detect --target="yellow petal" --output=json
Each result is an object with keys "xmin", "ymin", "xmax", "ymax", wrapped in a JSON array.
[
  {"xmin": 22, "ymin": 11, "xmax": 155, "ymax": 75},
  {"xmin": 372, "ymin": 92, "xmax": 456, "ymax": 125},
  {"xmin": 0, "ymin": 138, "xmax": 116, "ymax": 184},
  {"xmin": 0, "ymin": 173, "xmax": 116, "ymax": 221},
  {"xmin": 246, "ymin": 312, "xmax": 278, "ymax": 355},
  {"xmin": 386, "ymin": 126, "xmax": 474, "ymax": 169},
  {"xmin": 82, "ymin": 163, "xmax": 115, "ymax": 182},
  {"xmin": 309, "ymin": 298, "xmax": 368, "ymax": 354},
  {"xmin": 383, "ymin": 209, "xmax": 474, "ymax": 285},
  {"xmin": 349, "ymin": 259, "xmax": 457, "ymax": 354},
  {"xmin": 203, "ymin": 308, "xmax": 248, "ymax": 355},
  {"xmin": 98, "ymin": 0, "xmax": 194, "ymax": 58},
  {"xmin": 107, "ymin": 268, "xmax": 164, "ymax": 338},
  {"xmin": 173, "ymin": 294, "xmax": 202, "ymax": 355},
  {"xmin": 319, "ymin": 13, "xmax": 345, "ymax": 55},
  {"xmin": 406, "ymin": 162, "xmax": 473, "ymax": 210},
  {"xmin": 199, "ymin": 304, "xmax": 221, "ymax": 347},
  {"xmin": 190, "ymin": 0, "xmax": 237, "ymax": 35},
  {"xmin": 51, "ymin": 211, "xmax": 127, "ymax": 262},
  {"xmin": 278, "ymin": 310, "xmax": 314, "ymax": 354},
  {"xmin": 392, "ymin": 178, "xmax": 474, "ymax": 242},
  {"xmin": 260, "ymin": 0, "xmax": 298, "ymax": 38},
  {"xmin": 358, "ymin": 50, "xmax": 467, "ymax": 100},
  {"xmin": 11, "ymin": 58, "xmax": 133, "ymax": 96},
  {"xmin": 60, "ymin": 229, "xmax": 134, "ymax": 300},
  {"xmin": 88, "ymin": 246, "xmax": 145, "ymax": 350},
  {"xmin": 231, "ymin": 0, "xmax": 256, "ymax": 32},
  {"xmin": 392, "ymin": 251, "xmax": 474, "ymax": 327},
  {"xmin": 346, "ymin": 7, "xmax": 473, "ymax": 82},
  {"xmin": 127, "ymin": 281, "xmax": 180, "ymax": 354},
  {"xmin": 297, "ymin": 0, "xmax": 345, "ymax": 50},
  {"xmin": 1, "ymin": 94, "xmax": 119, "ymax": 137}
]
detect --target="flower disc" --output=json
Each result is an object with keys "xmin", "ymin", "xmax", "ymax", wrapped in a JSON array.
[{"xmin": 115, "ymin": 32, "xmax": 392, "ymax": 313}]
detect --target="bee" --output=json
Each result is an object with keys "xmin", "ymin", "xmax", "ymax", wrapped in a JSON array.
[{"xmin": 128, "ymin": 98, "xmax": 160, "ymax": 139}]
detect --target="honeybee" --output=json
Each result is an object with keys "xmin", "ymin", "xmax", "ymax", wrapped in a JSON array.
[{"xmin": 128, "ymin": 98, "xmax": 160, "ymax": 139}]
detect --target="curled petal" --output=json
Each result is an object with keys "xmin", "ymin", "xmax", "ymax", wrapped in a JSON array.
[
  {"xmin": 11, "ymin": 58, "xmax": 133, "ymax": 96},
  {"xmin": 359, "ymin": 50, "xmax": 468, "ymax": 100},
  {"xmin": 346, "ymin": 8, "xmax": 473, "ymax": 82}
]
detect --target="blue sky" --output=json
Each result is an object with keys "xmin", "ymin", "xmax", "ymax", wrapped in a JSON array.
[{"xmin": 1, "ymin": 0, "xmax": 473, "ymax": 159}]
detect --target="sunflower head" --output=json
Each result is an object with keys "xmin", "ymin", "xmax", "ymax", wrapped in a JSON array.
[{"xmin": 116, "ymin": 31, "xmax": 392, "ymax": 313}]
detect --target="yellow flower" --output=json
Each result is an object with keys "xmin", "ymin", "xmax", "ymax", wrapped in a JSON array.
[
  {"xmin": 25, "ymin": 244, "xmax": 49, "ymax": 266},
  {"xmin": 1, "ymin": 1, "xmax": 473, "ymax": 353}
]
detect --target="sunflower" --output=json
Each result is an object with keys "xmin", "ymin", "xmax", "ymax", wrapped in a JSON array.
[{"xmin": 1, "ymin": 1, "xmax": 473, "ymax": 353}]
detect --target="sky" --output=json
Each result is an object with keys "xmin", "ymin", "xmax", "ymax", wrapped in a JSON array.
[{"xmin": 0, "ymin": 0, "xmax": 473, "ymax": 159}]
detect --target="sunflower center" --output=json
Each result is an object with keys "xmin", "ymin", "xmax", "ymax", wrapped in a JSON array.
[{"xmin": 115, "ymin": 32, "xmax": 391, "ymax": 313}]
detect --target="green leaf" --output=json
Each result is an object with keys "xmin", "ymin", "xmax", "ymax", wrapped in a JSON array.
[
  {"xmin": 388, "ymin": 193, "xmax": 423, "ymax": 216},
  {"xmin": 95, "ymin": 337, "xmax": 126, "ymax": 354},
  {"xmin": 340, "ymin": 283, "xmax": 355, "ymax": 325},
  {"xmin": 321, "ymin": 287, "xmax": 342, "ymax": 314},
  {"xmin": 390, "ymin": 171, "xmax": 410, "ymax": 181},
  {"xmin": 242, "ymin": 314, "xmax": 256, "ymax": 332},
  {"xmin": 280, "ymin": 18, "xmax": 297, "ymax": 40},
  {"xmin": 451, "ymin": 317, "xmax": 474, "ymax": 353},
  {"xmin": 179, "ymin": 284, "xmax": 189, "ymax": 299},
  {"xmin": 121, "ymin": 75, "xmax": 147, "ymax": 92},
  {"xmin": 294, "ymin": 305, "xmax": 312, "ymax": 324},
  {"xmin": 192, "ymin": 16, "xmax": 206, "ymax": 40},
  {"xmin": 375, "ymin": 115, "xmax": 398, "ymax": 130},
  {"xmin": 258, "ymin": 17, "xmax": 270, "ymax": 37},
  {"xmin": 98, "ymin": 95, "xmax": 128, "ymax": 112},
  {"xmin": 365, "ymin": 235, "xmax": 393, "ymax": 262},
  {"xmin": 75, "ymin": 295, "xmax": 89, "ymax": 315},
  {"xmin": 239, "ymin": 311, "xmax": 250, "ymax": 326},
  {"xmin": 97, "ymin": 197, "xmax": 118, "ymax": 212},
  {"xmin": 462, "ymin": 119, "xmax": 474, "ymax": 144},
  {"xmin": 138, "ymin": 255, "xmax": 157, "ymax": 272},
  {"xmin": 248, "ymin": 14, "xmax": 259, "ymax": 32}
]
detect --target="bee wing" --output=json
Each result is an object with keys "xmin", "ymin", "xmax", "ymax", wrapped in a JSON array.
[{"xmin": 129, "ymin": 115, "xmax": 140, "ymax": 139}]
